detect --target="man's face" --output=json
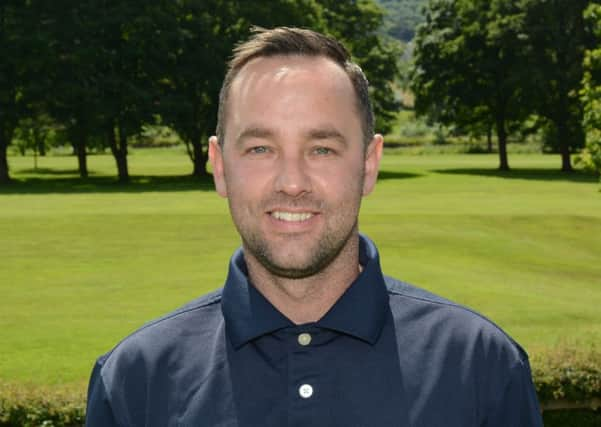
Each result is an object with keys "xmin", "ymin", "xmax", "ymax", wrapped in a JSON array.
[{"xmin": 210, "ymin": 55, "xmax": 382, "ymax": 279}]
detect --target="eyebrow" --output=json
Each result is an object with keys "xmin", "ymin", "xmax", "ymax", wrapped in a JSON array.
[
  {"xmin": 235, "ymin": 126, "xmax": 276, "ymax": 147},
  {"xmin": 305, "ymin": 127, "xmax": 348, "ymax": 146},
  {"xmin": 234, "ymin": 125, "xmax": 348, "ymax": 147}
]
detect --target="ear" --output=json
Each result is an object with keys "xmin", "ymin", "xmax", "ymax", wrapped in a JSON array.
[
  {"xmin": 208, "ymin": 136, "xmax": 228, "ymax": 197},
  {"xmin": 362, "ymin": 134, "xmax": 383, "ymax": 196}
]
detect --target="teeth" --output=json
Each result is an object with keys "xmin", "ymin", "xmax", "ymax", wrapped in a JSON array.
[{"xmin": 271, "ymin": 211, "xmax": 314, "ymax": 222}]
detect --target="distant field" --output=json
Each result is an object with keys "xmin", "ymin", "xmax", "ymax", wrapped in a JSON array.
[{"xmin": 1, "ymin": 148, "xmax": 600, "ymax": 388}]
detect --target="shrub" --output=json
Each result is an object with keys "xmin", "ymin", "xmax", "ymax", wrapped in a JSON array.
[
  {"xmin": 531, "ymin": 345, "xmax": 601, "ymax": 405},
  {"xmin": 0, "ymin": 383, "xmax": 85, "ymax": 427}
]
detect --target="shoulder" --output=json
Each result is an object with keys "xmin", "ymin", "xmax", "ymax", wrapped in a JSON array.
[
  {"xmin": 96, "ymin": 288, "xmax": 225, "ymax": 374},
  {"xmin": 133, "ymin": 288, "xmax": 224, "ymax": 336},
  {"xmin": 384, "ymin": 276, "xmax": 528, "ymax": 363},
  {"xmin": 383, "ymin": 277, "xmax": 542, "ymax": 424},
  {"xmin": 87, "ymin": 289, "xmax": 228, "ymax": 425}
]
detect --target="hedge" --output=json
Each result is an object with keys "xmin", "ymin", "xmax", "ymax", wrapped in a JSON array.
[
  {"xmin": 0, "ymin": 383, "xmax": 85, "ymax": 427},
  {"xmin": 532, "ymin": 345, "xmax": 601, "ymax": 409},
  {"xmin": 1, "ymin": 346, "xmax": 599, "ymax": 426}
]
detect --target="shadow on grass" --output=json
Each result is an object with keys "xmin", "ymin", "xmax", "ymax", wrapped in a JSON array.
[
  {"xmin": 0, "ymin": 174, "xmax": 215, "ymax": 194},
  {"xmin": 1, "ymin": 170, "xmax": 421, "ymax": 194},
  {"xmin": 377, "ymin": 170, "xmax": 422, "ymax": 181},
  {"xmin": 15, "ymin": 167, "xmax": 98, "ymax": 176},
  {"xmin": 432, "ymin": 168, "xmax": 598, "ymax": 184}
]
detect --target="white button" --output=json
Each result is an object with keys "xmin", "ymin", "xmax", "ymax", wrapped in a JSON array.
[
  {"xmin": 298, "ymin": 333, "xmax": 312, "ymax": 346},
  {"xmin": 299, "ymin": 384, "xmax": 313, "ymax": 398}
]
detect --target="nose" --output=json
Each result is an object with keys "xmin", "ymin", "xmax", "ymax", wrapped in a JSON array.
[{"xmin": 273, "ymin": 152, "xmax": 312, "ymax": 197}]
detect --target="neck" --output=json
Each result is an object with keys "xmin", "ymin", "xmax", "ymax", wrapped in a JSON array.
[{"xmin": 244, "ymin": 235, "xmax": 361, "ymax": 324}]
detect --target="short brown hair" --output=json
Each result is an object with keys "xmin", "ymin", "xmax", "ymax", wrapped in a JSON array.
[{"xmin": 216, "ymin": 27, "xmax": 374, "ymax": 146}]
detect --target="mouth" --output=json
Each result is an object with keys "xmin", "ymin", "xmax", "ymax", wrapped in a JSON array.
[{"xmin": 269, "ymin": 211, "xmax": 316, "ymax": 222}]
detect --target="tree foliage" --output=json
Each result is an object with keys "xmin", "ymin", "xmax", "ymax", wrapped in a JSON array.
[
  {"xmin": 521, "ymin": 0, "xmax": 594, "ymax": 171},
  {"xmin": 159, "ymin": 0, "xmax": 321, "ymax": 178},
  {"xmin": 0, "ymin": 0, "xmax": 400, "ymax": 183},
  {"xmin": 411, "ymin": 0, "xmax": 599, "ymax": 172},
  {"xmin": 376, "ymin": 0, "xmax": 428, "ymax": 41},
  {"xmin": 42, "ymin": 0, "xmax": 104, "ymax": 178},
  {"xmin": 0, "ymin": 1, "xmax": 28, "ymax": 183},
  {"xmin": 319, "ymin": 0, "xmax": 401, "ymax": 134},
  {"xmin": 578, "ymin": 3, "xmax": 601, "ymax": 183},
  {"xmin": 411, "ymin": 0, "xmax": 531, "ymax": 170}
]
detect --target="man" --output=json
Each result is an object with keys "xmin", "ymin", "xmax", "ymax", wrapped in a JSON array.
[{"xmin": 86, "ymin": 27, "xmax": 543, "ymax": 426}]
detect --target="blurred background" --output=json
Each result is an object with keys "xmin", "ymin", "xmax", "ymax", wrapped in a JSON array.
[{"xmin": 0, "ymin": 1, "xmax": 600, "ymax": 425}]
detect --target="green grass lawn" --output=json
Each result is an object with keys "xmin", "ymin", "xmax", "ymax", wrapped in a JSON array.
[{"xmin": 1, "ymin": 148, "xmax": 600, "ymax": 388}]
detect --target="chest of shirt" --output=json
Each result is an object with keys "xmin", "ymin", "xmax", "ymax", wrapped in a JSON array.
[{"xmin": 166, "ymin": 323, "xmax": 483, "ymax": 427}]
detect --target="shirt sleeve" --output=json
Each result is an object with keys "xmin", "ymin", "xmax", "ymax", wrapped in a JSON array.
[
  {"xmin": 486, "ymin": 357, "xmax": 543, "ymax": 427},
  {"xmin": 85, "ymin": 357, "xmax": 121, "ymax": 427}
]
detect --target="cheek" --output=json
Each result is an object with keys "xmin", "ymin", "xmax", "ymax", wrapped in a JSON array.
[
  {"xmin": 317, "ymin": 161, "xmax": 364, "ymax": 195},
  {"xmin": 224, "ymin": 163, "xmax": 270, "ymax": 207},
  {"xmin": 225, "ymin": 162, "xmax": 259, "ymax": 189}
]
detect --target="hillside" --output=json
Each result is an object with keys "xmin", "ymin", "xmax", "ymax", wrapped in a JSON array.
[{"xmin": 376, "ymin": 0, "xmax": 428, "ymax": 42}]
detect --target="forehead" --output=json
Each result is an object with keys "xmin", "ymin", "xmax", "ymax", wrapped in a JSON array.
[
  {"xmin": 225, "ymin": 55, "xmax": 360, "ymax": 137},
  {"xmin": 234, "ymin": 54, "xmax": 352, "ymax": 87},
  {"xmin": 229, "ymin": 54, "xmax": 356, "ymax": 109}
]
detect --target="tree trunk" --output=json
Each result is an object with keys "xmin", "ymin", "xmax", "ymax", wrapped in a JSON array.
[
  {"xmin": 495, "ymin": 116, "xmax": 510, "ymax": 171},
  {"xmin": 191, "ymin": 137, "xmax": 208, "ymax": 178},
  {"xmin": 551, "ymin": 6, "xmax": 576, "ymax": 173},
  {"xmin": 34, "ymin": 126, "xmax": 46, "ymax": 156},
  {"xmin": 115, "ymin": 148, "xmax": 129, "ymax": 183},
  {"xmin": 0, "ymin": 125, "xmax": 13, "ymax": 184},
  {"xmin": 107, "ymin": 121, "xmax": 129, "ymax": 183},
  {"xmin": 38, "ymin": 139, "xmax": 46, "ymax": 156},
  {"xmin": 487, "ymin": 124, "xmax": 493, "ymax": 153},
  {"xmin": 556, "ymin": 120, "xmax": 573, "ymax": 172},
  {"xmin": 117, "ymin": 124, "xmax": 129, "ymax": 183},
  {"xmin": 0, "ymin": 141, "xmax": 10, "ymax": 184},
  {"xmin": 76, "ymin": 131, "xmax": 88, "ymax": 178}
]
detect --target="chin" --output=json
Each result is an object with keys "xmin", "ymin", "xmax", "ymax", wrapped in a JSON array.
[
  {"xmin": 263, "ymin": 262, "xmax": 323, "ymax": 280},
  {"xmin": 260, "ymin": 248, "xmax": 339, "ymax": 279}
]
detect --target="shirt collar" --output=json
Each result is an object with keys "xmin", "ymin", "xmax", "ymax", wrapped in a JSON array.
[{"xmin": 221, "ymin": 234, "xmax": 389, "ymax": 349}]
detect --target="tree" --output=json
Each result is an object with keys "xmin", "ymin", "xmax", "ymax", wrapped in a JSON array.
[
  {"xmin": 157, "ymin": 0, "xmax": 232, "ymax": 178},
  {"xmin": 411, "ymin": 0, "xmax": 531, "ymax": 170},
  {"xmin": 578, "ymin": 3, "xmax": 601, "ymax": 183},
  {"xmin": 3, "ymin": 0, "xmax": 401, "ymax": 182},
  {"xmin": 13, "ymin": 113, "xmax": 54, "ymax": 169},
  {"xmin": 159, "ymin": 0, "xmax": 398, "ymax": 177},
  {"xmin": 0, "ymin": 1, "xmax": 26, "ymax": 183},
  {"xmin": 159, "ymin": 0, "xmax": 322, "ymax": 178},
  {"xmin": 94, "ymin": 1, "xmax": 175, "ymax": 183},
  {"xmin": 521, "ymin": 0, "xmax": 595, "ymax": 172},
  {"xmin": 1, "ymin": 1, "xmax": 69, "ymax": 182},
  {"xmin": 319, "ymin": 0, "xmax": 402, "ymax": 135},
  {"xmin": 40, "ymin": 0, "xmax": 106, "ymax": 178},
  {"xmin": 377, "ymin": 0, "xmax": 428, "ymax": 42}
]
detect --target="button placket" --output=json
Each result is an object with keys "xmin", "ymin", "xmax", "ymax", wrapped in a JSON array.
[{"xmin": 288, "ymin": 328, "xmax": 320, "ymax": 425}]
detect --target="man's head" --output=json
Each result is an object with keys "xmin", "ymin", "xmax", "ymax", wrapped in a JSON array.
[
  {"xmin": 216, "ymin": 27, "xmax": 374, "ymax": 148},
  {"xmin": 209, "ymin": 27, "xmax": 383, "ymax": 280}
]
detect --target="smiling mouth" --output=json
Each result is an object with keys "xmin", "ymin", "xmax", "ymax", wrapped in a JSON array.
[{"xmin": 270, "ymin": 211, "xmax": 315, "ymax": 222}]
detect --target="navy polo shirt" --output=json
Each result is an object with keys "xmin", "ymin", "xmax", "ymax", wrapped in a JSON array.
[{"xmin": 86, "ymin": 235, "xmax": 543, "ymax": 426}]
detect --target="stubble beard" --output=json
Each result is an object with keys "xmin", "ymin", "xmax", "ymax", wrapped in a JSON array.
[
  {"xmin": 229, "ymin": 163, "xmax": 366, "ymax": 280},
  {"xmin": 241, "ymin": 218, "xmax": 359, "ymax": 280}
]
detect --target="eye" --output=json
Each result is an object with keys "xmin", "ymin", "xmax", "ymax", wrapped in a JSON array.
[
  {"xmin": 313, "ymin": 146, "xmax": 333, "ymax": 155},
  {"xmin": 248, "ymin": 146, "xmax": 269, "ymax": 154}
]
